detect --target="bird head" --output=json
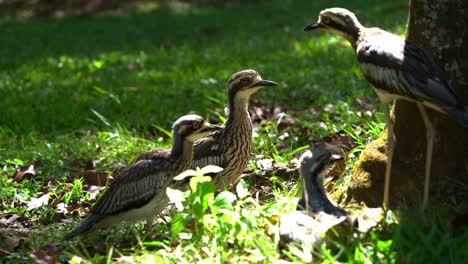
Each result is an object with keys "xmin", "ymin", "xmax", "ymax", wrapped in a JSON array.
[
  {"xmin": 304, "ymin": 7, "xmax": 363, "ymax": 42},
  {"xmin": 299, "ymin": 148, "xmax": 343, "ymax": 180},
  {"xmin": 298, "ymin": 147, "xmax": 347, "ymax": 216},
  {"xmin": 226, "ymin": 69, "xmax": 277, "ymax": 99},
  {"xmin": 172, "ymin": 114, "xmax": 222, "ymax": 143}
]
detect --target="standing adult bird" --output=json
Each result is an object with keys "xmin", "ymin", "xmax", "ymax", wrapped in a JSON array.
[
  {"xmin": 65, "ymin": 115, "xmax": 221, "ymax": 239},
  {"xmin": 192, "ymin": 69, "xmax": 277, "ymax": 189},
  {"xmin": 304, "ymin": 7, "xmax": 468, "ymax": 209}
]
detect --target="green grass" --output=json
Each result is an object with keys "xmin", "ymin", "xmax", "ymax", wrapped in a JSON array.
[{"xmin": 1, "ymin": 0, "xmax": 467, "ymax": 263}]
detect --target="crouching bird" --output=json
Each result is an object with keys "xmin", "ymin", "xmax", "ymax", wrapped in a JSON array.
[
  {"xmin": 304, "ymin": 7, "xmax": 468, "ymax": 209},
  {"xmin": 279, "ymin": 147, "xmax": 347, "ymax": 248},
  {"xmin": 296, "ymin": 148, "xmax": 347, "ymax": 217},
  {"xmin": 191, "ymin": 69, "xmax": 277, "ymax": 189},
  {"xmin": 65, "ymin": 115, "xmax": 221, "ymax": 239}
]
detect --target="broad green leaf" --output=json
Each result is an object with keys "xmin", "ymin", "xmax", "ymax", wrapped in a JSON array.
[
  {"xmin": 212, "ymin": 191, "xmax": 236, "ymax": 213},
  {"xmin": 69, "ymin": 256, "xmax": 84, "ymax": 264},
  {"xmin": 93, "ymin": 60, "xmax": 104, "ymax": 69},
  {"xmin": 192, "ymin": 199, "xmax": 204, "ymax": 219},
  {"xmin": 13, "ymin": 158, "xmax": 24, "ymax": 165},
  {"xmin": 197, "ymin": 181, "xmax": 215, "ymax": 211},
  {"xmin": 171, "ymin": 213, "xmax": 190, "ymax": 237},
  {"xmin": 189, "ymin": 174, "xmax": 200, "ymax": 192}
]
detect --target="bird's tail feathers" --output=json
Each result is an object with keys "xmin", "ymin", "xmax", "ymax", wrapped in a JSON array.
[
  {"xmin": 445, "ymin": 106, "xmax": 468, "ymax": 128},
  {"xmin": 65, "ymin": 214, "xmax": 105, "ymax": 239}
]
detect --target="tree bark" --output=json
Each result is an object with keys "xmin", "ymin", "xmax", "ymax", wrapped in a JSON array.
[{"xmin": 344, "ymin": 0, "xmax": 468, "ymax": 207}]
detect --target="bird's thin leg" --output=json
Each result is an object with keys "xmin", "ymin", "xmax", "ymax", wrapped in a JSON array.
[
  {"xmin": 383, "ymin": 103, "xmax": 395, "ymax": 207},
  {"xmin": 417, "ymin": 103, "xmax": 434, "ymax": 210}
]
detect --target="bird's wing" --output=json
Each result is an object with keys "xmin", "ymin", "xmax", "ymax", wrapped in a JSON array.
[
  {"xmin": 91, "ymin": 157, "xmax": 171, "ymax": 215},
  {"xmin": 191, "ymin": 132, "xmax": 224, "ymax": 169},
  {"xmin": 134, "ymin": 148, "xmax": 170, "ymax": 162},
  {"xmin": 357, "ymin": 31, "xmax": 462, "ymax": 109}
]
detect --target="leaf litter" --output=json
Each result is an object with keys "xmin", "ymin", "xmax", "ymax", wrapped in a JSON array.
[
  {"xmin": 12, "ymin": 160, "xmax": 42, "ymax": 182},
  {"xmin": 3, "ymin": 101, "xmax": 381, "ymax": 262}
]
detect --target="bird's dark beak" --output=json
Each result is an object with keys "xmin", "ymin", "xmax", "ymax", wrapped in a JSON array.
[
  {"xmin": 330, "ymin": 154, "xmax": 344, "ymax": 163},
  {"xmin": 251, "ymin": 80, "xmax": 278, "ymax": 88},
  {"xmin": 200, "ymin": 124, "xmax": 223, "ymax": 133},
  {"xmin": 304, "ymin": 22, "xmax": 322, "ymax": 31}
]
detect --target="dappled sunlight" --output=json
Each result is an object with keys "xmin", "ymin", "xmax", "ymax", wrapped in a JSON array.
[
  {"xmin": 0, "ymin": 0, "xmax": 408, "ymax": 136},
  {"xmin": 6, "ymin": 1, "xmax": 466, "ymax": 263}
]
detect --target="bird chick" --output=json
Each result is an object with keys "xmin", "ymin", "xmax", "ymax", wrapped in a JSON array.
[
  {"xmin": 305, "ymin": 7, "xmax": 468, "ymax": 208},
  {"xmin": 65, "ymin": 115, "xmax": 221, "ymax": 239},
  {"xmin": 192, "ymin": 69, "xmax": 277, "ymax": 189},
  {"xmin": 297, "ymin": 148, "xmax": 347, "ymax": 217},
  {"xmin": 279, "ymin": 147, "xmax": 348, "ymax": 252}
]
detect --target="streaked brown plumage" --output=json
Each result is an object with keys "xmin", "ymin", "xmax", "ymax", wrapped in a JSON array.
[
  {"xmin": 192, "ymin": 69, "xmax": 277, "ymax": 189},
  {"xmin": 305, "ymin": 7, "xmax": 467, "ymax": 209},
  {"xmin": 65, "ymin": 115, "xmax": 221, "ymax": 239}
]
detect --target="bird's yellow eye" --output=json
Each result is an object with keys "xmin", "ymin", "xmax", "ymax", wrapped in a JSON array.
[
  {"xmin": 240, "ymin": 78, "xmax": 251, "ymax": 86},
  {"xmin": 193, "ymin": 123, "xmax": 201, "ymax": 130},
  {"xmin": 322, "ymin": 16, "xmax": 331, "ymax": 24}
]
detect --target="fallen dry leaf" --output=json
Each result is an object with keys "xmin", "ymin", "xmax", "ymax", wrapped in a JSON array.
[
  {"xmin": 68, "ymin": 204, "xmax": 83, "ymax": 216},
  {"xmin": 71, "ymin": 159, "xmax": 95, "ymax": 171},
  {"xmin": 14, "ymin": 164, "xmax": 36, "ymax": 182},
  {"xmin": 12, "ymin": 160, "xmax": 43, "ymax": 182},
  {"xmin": 169, "ymin": 240, "xmax": 180, "ymax": 248},
  {"xmin": 29, "ymin": 248, "xmax": 58, "ymax": 264},
  {"xmin": 249, "ymin": 102, "xmax": 293, "ymax": 129},
  {"xmin": 68, "ymin": 172, "xmax": 81, "ymax": 180},
  {"xmin": 56, "ymin": 203, "xmax": 68, "ymax": 215},
  {"xmin": 315, "ymin": 131, "xmax": 355, "ymax": 151},
  {"xmin": 0, "ymin": 213, "xmax": 21, "ymax": 227},
  {"xmin": 83, "ymin": 185, "xmax": 103, "ymax": 201},
  {"xmin": 256, "ymin": 158, "xmax": 274, "ymax": 171},
  {"xmin": 0, "ymin": 233, "xmax": 22, "ymax": 253},
  {"xmin": 39, "ymin": 244, "xmax": 61, "ymax": 256},
  {"xmin": 357, "ymin": 202, "xmax": 385, "ymax": 233},
  {"xmin": 279, "ymin": 210, "xmax": 347, "ymax": 250},
  {"xmin": 83, "ymin": 170, "xmax": 110, "ymax": 186},
  {"xmin": 27, "ymin": 193, "xmax": 50, "ymax": 211}
]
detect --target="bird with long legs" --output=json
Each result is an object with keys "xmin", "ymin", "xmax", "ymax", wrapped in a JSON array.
[
  {"xmin": 65, "ymin": 115, "xmax": 221, "ymax": 239},
  {"xmin": 304, "ymin": 8, "xmax": 468, "ymax": 209}
]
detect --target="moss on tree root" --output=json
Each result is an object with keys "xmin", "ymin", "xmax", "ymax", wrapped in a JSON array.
[{"xmin": 339, "ymin": 129, "xmax": 425, "ymax": 208}]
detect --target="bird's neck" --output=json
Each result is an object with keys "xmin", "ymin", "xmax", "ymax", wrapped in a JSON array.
[
  {"xmin": 302, "ymin": 167, "xmax": 329, "ymax": 211},
  {"xmin": 341, "ymin": 24, "xmax": 364, "ymax": 50},
  {"xmin": 225, "ymin": 94, "xmax": 251, "ymax": 128},
  {"xmin": 171, "ymin": 136, "xmax": 195, "ymax": 169}
]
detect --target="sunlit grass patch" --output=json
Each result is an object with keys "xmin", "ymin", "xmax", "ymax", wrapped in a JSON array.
[{"xmin": 2, "ymin": 0, "xmax": 467, "ymax": 263}]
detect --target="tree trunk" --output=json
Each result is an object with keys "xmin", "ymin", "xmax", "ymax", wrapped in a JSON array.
[{"xmin": 343, "ymin": 0, "xmax": 468, "ymax": 207}]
